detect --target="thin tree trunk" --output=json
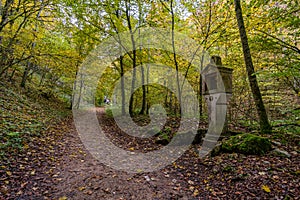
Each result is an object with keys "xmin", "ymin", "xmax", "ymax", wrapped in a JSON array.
[
  {"xmin": 109, "ymin": 6, "xmax": 126, "ymax": 115},
  {"xmin": 125, "ymin": 1, "xmax": 137, "ymax": 116},
  {"xmin": 170, "ymin": 0, "xmax": 181, "ymax": 116},
  {"xmin": 146, "ymin": 63, "xmax": 150, "ymax": 114},
  {"xmin": 139, "ymin": 65, "xmax": 147, "ymax": 115},
  {"xmin": 138, "ymin": 1, "xmax": 146, "ymax": 115},
  {"xmin": 120, "ymin": 56, "xmax": 126, "ymax": 115},
  {"xmin": 76, "ymin": 74, "xmax": 84, "ymax": 109},
  {"xmin": 164, "ymin": 80, "xmax": 168, "ymax": 107},
  {"xmin": 9, "ymin": 67, "xmax": 16, "ymax": 81},
  {"xmin": 73, "ymin": 72, "xmax": 84, "ymax": 109},
  {"xmin": 21, "ymin": 62, "xmax": 30, "ymax": 87},
  {"xmin": 199, "ymin": 54, "xmax": 205, "ymax": 118},
  {"xmin": 234, "ymin": 0, "xmax": 272, "ymax": 134},
  {"xmin": 71, "ymin": 67, "xmax": 78, "ymax": 109}
]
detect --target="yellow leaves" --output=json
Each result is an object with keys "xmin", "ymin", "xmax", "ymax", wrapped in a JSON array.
[
  {"xmin": 173, "ymin": 162, "xmax": 177, "ymax": 168},
  {"xmin": 78, "ymin": 186, "xmax": 86, "ymax": 191},
  {"xmin": 128, "ymin": 147, "xmax": 135, "ymax": 151},
  {"xmin": 52, "ymin": 172, "xmax": 60, "ymax": 178},
  {"xmin": 23, "ymin": 144, "xmax": 29, "ymax": 149},
  {"xmin": 30, "ymin": 170, "xmax": 36, "ymax": 175},
  {"xmin": 69, "ymin": 153, "xmax": 78, "ymax": 158},
  {"xmin": 189, "ymin": 186, "xmax": 194, "ymax": 191},
  {"xmin": 261, "ymin": 185, "xmax": 271, "ymax": 193},
  {"xmin": 172, "ymin": 162, "xmax": 185, "ymax": 169},
  {"xmin": 32, "ymin": 187, "xmax": 39, "ymax": 191},
  {"xmin": 78, "ymin": 187, "xmax": 93, "ymax": 195},
  {"xmin": 1, "ymin": 183, "xmax": 12, "ymax": 195},
  {"xmin": 178, "ymin": 165, "xmax": 185, "ymax": 169},
  {"xmin": 21, "ymin": 182, "xmax": 27, "ymax": 188},
  {"xmin": 193, "ymin": 189, "xmax": 199, "ymax": 196},
  {"xmin": 17, "ymin": 190, "xmax": 23, "ymax": 195},
  {"xmin": 58, "ymin": 196, "xmax": 68, "ymax": 200},
  {"xmin": 78, "ymin": 149, "xmax": 84, "ymax": 154},
  {"xmin": 258, "ymin": 171, "xmax": 266, "ymax": 175},
  {"xmin": 6, "ymin": 171, "xmax": 12, "ymax": 176}
]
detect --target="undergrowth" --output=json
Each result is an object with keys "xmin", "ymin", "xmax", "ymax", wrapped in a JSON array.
[{"xmin": 0, "ymin": 80, "xmax": 71, "ymax": 158}]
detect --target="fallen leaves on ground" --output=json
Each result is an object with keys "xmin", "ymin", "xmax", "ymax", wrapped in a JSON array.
[{"xmin": 1, "ymin": 107, "xmax": 299, "ymax": 199}]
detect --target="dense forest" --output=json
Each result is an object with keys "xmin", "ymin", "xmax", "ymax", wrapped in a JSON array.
[{"xmin": 1, "ymin": 0, "xmax": 299, "ymax": 199}]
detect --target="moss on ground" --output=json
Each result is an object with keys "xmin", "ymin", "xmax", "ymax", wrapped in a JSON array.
[{"xmin": 222, "ymin": 133, "xmax": 272, "ymax": 155}]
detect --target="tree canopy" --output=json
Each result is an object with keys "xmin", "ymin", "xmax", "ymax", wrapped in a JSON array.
[{"xmin": 1, "ymin": 0, "xmax": 299, "ymax": 131}]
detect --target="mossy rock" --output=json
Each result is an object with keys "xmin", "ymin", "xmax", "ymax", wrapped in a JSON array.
[{"xmin": 222, "ymin": 133, "xmax": 272, "ymax": 155}]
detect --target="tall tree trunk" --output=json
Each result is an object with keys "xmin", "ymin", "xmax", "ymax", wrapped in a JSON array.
[
  {"xmin": 234, "ymin": 0, "xmax": 272, "ymax": 134},
  {"xmin": 109, "ymin": 6, "xmax": 126, "ymax": 115},
  {"xmin": 139, "ymin": 65, "xmax": 147, "ymax": 115},
  {"xmin": 120, "ymin": 55, "xmax": 126, "ymax": 115},
  {"xmin": 170, "ymin": 0, "xmax": 181, "ymax": 116},
  {"xmin": 146, "ymin": 63, "xmax": 150, "ymax": 114},
  {"xmin": 138, "ymin": 2, "xmax": 146, "ymax": 115},
  {"xmin": 125, "ymin": 1, "xmax": 136, "ymax": 116},
  {"xmin": 199, "ymin": 54, "xmax": 204, "ymax": 118}
]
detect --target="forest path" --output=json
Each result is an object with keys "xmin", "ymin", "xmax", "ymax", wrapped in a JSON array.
[
  {"xmin": 1, "ymin": 107, "xmax": 299, "ymax": 199},
  {"xmin": 50, "ymin": 107, "xmax": 191, "ymax": 199}
]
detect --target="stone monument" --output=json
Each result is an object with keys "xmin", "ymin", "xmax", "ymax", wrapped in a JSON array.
[{"xmin": 199, "ymin": 55, "xmax": 233, "ymax": 157}]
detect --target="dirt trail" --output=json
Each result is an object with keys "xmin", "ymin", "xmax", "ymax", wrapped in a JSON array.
[
  {"xmin": 1, "ymin": 107, "xmax": 299, "ymax": 199},
  {"xmin": 50, "ymin": 107, "xmax": 299, "ymax": 199},
  {"xmin": 51, "ymin": 107, "xmax": 190, "ymax": 199}
]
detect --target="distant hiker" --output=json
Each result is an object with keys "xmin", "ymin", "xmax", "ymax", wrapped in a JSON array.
[{"xmin": 104, "ymin": 96, "xmax": 110, "ymax": 104}]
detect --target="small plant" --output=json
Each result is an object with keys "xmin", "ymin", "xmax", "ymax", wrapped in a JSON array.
[
  {"xmin": 155, "ymin": 132, "xmax": 170, "ymax": 145},
  {"xmin": 164, "ymin": 126, "xmax": 172, "ymax": 134},
  {"xmin": 223, "ymin": 165, "xmax": 235, "ymax": 172}
]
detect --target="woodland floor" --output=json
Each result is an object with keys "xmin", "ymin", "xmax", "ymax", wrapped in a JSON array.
[{"xmin": 1, "ymin": 107, "xmax": 299, "ymax": 200}]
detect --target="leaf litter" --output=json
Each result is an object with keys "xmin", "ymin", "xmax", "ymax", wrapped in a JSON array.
[{"xmin": 0, "ymin": 108, "xmax": 299, "ymax": 199}]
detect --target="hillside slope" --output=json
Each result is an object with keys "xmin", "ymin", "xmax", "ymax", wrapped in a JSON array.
[{"xmin": 0, "ymin": 80, "xmax": 70, "ymax": 158}]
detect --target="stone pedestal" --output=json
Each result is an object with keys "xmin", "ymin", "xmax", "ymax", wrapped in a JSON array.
[
  {"xmin": 202, "ymin": 55, "xmax": 233, "ymax": 134},
  {"xmin": 205, "ymin": 93, "xmax": 232, "ymax": 134},
  {"xmin": 199, "ymin": 56, "xmax": 233, "ymax": 157}
]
